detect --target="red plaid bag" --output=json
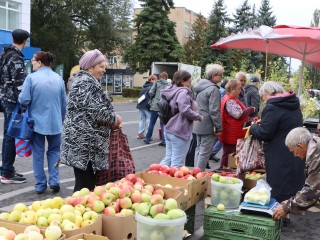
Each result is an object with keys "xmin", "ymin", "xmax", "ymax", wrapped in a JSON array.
[
  {"xmin": 15, "ymin": 139, "xmax": 32, "ymax": 157},
  {"xmin": 96, "ymin": 128, "xmax": 135, "ymax": 185}
]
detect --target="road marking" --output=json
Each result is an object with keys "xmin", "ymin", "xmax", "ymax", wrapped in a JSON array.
[
  {"xmin": 121, "ymin": 121, "xmax": 140, "ymax": 125},
  {"xmin": 116, "ymin": 110, "xmax": 138, "ymax": 113},
  {"xmin": 130, "ymin": 142, "xmax": 162, "ymax": 151}
]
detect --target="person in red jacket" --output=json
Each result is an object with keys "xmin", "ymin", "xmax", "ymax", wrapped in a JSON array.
[{"xmin": 219, "ymin": 79, "xmax": 254, "ymax": 167}]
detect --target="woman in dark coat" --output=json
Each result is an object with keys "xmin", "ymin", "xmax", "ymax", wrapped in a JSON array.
[{"xmin": 249, "ymin": 81, "xmax": 305, "ymax": 202}]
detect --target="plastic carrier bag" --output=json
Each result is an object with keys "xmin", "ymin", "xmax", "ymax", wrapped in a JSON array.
[{"xmin": 244, "ymin": 179, "xmax": 272, "ymax": 205}]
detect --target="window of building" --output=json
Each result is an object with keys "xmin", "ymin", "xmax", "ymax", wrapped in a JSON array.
[
  {"xmin": 0, "ymin": 0, "xmax": 21, "ymax": 30},
  {"xmin": 108, "ymin": 56, "xmax": 117, "ymax": 65},
  {"xmin": 184, "ymin": 22, "xmax": 190, "ymax": 38}
]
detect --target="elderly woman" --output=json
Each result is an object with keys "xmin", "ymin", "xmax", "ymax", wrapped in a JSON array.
[
  {"xmin": 219, "ymin": 79, "xmax": 254, "ymax": 167},
  {"xmin": 61, "ymin": 49, "xmax": 122, "ymax": 192},
  {"xmin": 249, "ymin": 81, "xmax": 305, "ymax": 203},
  {"xmin": 19, "ymin": 51, "xmax": 67, "ymax": 194},
  {"xmin": 160, "ymin": 70, "xmax": 203, "ymax": 167},
  {"xmin": 273, "ymin": 127, "xmax": 320, "ymax": 220}
]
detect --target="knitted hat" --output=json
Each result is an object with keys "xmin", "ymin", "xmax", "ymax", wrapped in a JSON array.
[{"xmin": 79, "ymin": 49, "xmax": 106, "ymax": 70}]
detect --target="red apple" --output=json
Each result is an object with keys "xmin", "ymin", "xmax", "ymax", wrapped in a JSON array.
[
  {"xmin": 125, "ymin": 174, "xmax": 138, "ymax": 184},
  {"xmin": 174, "ymin": 170, "xmax": 184, "ymax": 178},
  {"xmin": 103, "ymin": 206, "xmax": 116, "ymax": 216},
  {"xmin": 119, "ymin": 187, "xmax": 132, "ymax": 198},
  {"xmin": 196, "ymin": 172, "xmax": 207, "ymax": 179},
  {"xmin": 168, "ymin": 167, "xmax": 178, "ymax": 177},
  {"xmin": 192, "ymin": 167, "xmax": 202, "ymax": 176},
  {"xmin": 109, "ymin": 202, "xmax": 120, "ymax": 213},
  {"xmin": 149, "ymin": 164, "xmax": 161, "ymax": 171},
  {"xmin": 131, "ymin": 192, "xmax": 143, "ymax": 203},
  {"xmin": 180, "ymin": 166, "xmax": 190, "ymax": 175},
  {"xmin": 160, "ymin": 165, "xmax": 170, "ymax": 174},
  {"xmin": 153, "ymin": 189, "xmax": 165, "ymax": 198}
]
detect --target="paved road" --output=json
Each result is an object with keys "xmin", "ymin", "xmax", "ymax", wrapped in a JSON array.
[{"xmin": 0, "ymin": 102, "xmax": 319, "ymax": 239}]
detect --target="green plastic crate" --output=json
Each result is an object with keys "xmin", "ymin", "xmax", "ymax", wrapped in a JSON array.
[
  {"xmin": 204, "ymin": 206, "xmax": 281, "ymax": 240},
  {"xmin": 204, "ymin": 231, "xmax": 280, "ymax": 240},
  {"xmin": 184, "ymin": 205, "xmax": 196, "ymax": 234}
]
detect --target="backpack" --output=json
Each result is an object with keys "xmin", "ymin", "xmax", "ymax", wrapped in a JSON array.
[{"xmin": 157, "ymin": 95, "xmax": 173, "ymax": 125}]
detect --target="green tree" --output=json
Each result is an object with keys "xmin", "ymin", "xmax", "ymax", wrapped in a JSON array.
[
  {"xmin": 123, "ymin": 0, "xmax": 185, "ymax": 74},
  {"xmin": 257, "ymin": 0, "xmax": 277, "ymax": 27},
  {"xmin": 199, "ymin": 0, "xmax": 230, "ymax": 75},
  {"xmin": 184, "ymin": 14, "xmax": 208, "ymax": 65},
  {"xmin": 232, "ymin": 0, "xmax": 253, "ymax": 33}
]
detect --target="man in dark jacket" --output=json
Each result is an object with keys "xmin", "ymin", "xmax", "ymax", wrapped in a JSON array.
[
  {"xmin": 245, "ymin": 75, "xmax": 260, "ymax": 117},
  {"xmin": 0, "ymin": 29, "xmax": 29, "ymax": 184},
  {"xmin": 236, "ymin": 71, "xmax": 248, "ymax": 106}
]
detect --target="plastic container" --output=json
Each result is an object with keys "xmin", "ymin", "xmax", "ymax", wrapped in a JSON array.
[
  {"xmin": 211, "ymin": 178, "xmax": 243, "ymax": 209},
  {"xmin": 135, "ymin": 212, "xmax": 187, "ymax": 240}
]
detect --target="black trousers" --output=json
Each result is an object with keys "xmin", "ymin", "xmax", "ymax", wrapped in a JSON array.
[{"xmin": 73, "ymin": 161, "xmax": 96, "ymax": 192}]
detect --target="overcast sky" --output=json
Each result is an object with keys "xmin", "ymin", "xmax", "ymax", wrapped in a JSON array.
[{"xmin": 134, "ymin": 0, "xmax": 319, "ymax": 70}]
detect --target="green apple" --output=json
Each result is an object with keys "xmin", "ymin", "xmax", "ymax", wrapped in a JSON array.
[
  {"xmin": 218, "ymin": 176, "xmax": 228, "ymax": 184},
  {"xmin": 13, "ymin": 203, "xmax": 28, "ymax": 213},
  {"xmin": 149, "ymin": 204, "xmax": 165, "ymax": 217},
  {"xmin": 153, "ymin": 213, "xmax": 170, "ymax": 220},
  {"xmin": 211, "ymin": 173, "xmax": 220, "ymax": 182},
  {"xmin": 37, "ymin": 216, "xmax": 49, "ymax": 227},
  {"xmin": 63, "ymin": 221, "xmax": 78, "ymax": 230},
  {"xmin": 164, "ymin": 198, "xmax": 178, "ymax": 211},
  {"xmin": 45, "ymin": 225, "xmax": 62, "ymax": 240},
  {"xmin": 150, "ymin": 230, "xmax": 165, "ymax": 240},
  {"xmin": 83, "ymin": 210, "xmax": 99, "ymax": 221},
  {"xmin": 136, "ymin": 202, "xmax": 151, "ymax": 216},
  {"xmin": 48, "ymin": 213, "xmax": 62, "ymax": 224},
  {"xmin": 217, "ymin": 203, "xmax": 225, "ymax": 211},
  {"xmin": 8, "ymin": 210, "xmax": 21, "ymax": 222},
  {"xmin": 62, "ymin": 211, "xmax": 76, "ymax": 223},
  {"xmin": 166, "ymin": 209, "xmax": 185, "ymax": 220},
  {"xmin": 0, "ymin": 212, "xmax": 9, "ymax": 220}
]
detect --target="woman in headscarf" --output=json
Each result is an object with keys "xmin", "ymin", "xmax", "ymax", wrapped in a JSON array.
[{"xmin": 60, "ymin": 49, "xmax": 122, "ymax": 192}]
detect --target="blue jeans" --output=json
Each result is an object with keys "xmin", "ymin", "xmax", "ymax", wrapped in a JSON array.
[
  {"xmin": 32, "ymin": 132, "xmax": 61, "ymax": 192},
  {"xmin": 145, "ymin": 110, "xmax": 165, "ymax": 144},
  {"xmin": 211, "ymin": 140, "xmax": 223, "ymax": 156},
  {"xmin": 1, "ymin": 101, "xmax": 17, "ymax": 178},
  {"xmin": 138, "ymin": 109, "xmax": 151, "ymax": 135},
  {"xmin": 160, "ymin": 132, "xmax": 190, "ymax": 167}
]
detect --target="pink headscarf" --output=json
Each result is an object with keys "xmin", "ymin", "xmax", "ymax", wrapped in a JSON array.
[{"xmin": 79, "ymin": 49, "xmax": 106, "ymax": 70}]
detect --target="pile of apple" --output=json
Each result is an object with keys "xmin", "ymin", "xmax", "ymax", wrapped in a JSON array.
[
  {"xmin": 208, "ymin": 171, "xmax": 238, "ymax": 178},
  {"xmin": 147, "ymin": 164, "xmax": 207, "ymax": 180},
  {"xmin": 0, "ymin": 223, "xmax": 63, "ymax": 240},
  {"xmin": 245, "ymin": 171, "xmax": 265, "ymax": 180},
  {"xmin": 211, "ymin": 174, "xmax": 243, "ymax": 208},
  {"xmin": 136, "ymin": 198, "xmax": 186, "ymax": 240},
  {"xmin": 244, "ymin": 187, "xmax": 270, "ymax": 205},
  {"xmin": 0, "ymin": 197, "xmax": 99, "ymax": 230}
]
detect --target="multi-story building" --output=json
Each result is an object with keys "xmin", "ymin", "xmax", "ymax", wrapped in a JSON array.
[
  {"xmin": 0, "ymin": 0, "xmax": 39, "ymax": 60},
  {"xmin": 132, "ymin": 7, "xmax": 201, "ymax": 87}
]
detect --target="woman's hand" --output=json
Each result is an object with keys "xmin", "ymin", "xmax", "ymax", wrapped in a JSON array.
[{"xmin": 114, "ymin": 114, "xmax": 122, "ymax": 128}]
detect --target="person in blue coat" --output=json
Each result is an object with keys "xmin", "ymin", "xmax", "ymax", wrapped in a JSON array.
[{"xmin": 19, "ymin": 51, "xmax": 67, "ymax": 194}]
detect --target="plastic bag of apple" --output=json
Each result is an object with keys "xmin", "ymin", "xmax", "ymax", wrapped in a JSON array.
[
  {"xmin": 0, "ymin": 222, "xmax": 64, "ymax": 240},
  {"xmin": 244, "ymin": 179, "xmax": 272, "ymax": 205},
  {"xmin": 0, "ymin": 197, "xmax": 100, "ymax": 231},
  {"xmin": 210, "ymin": 172, "xmax": 243, "ymax": 209}
]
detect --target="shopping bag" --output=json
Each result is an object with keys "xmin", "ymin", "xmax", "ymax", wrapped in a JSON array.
[
  {"xmin": 15, "ymin": 138, "xmax": 32, "ymax": 157},
  {"xmin": 185, "ymin": 133, "xmax": 197, "ymax": 167},
  {"xmin": 7, "ymin": 103, "xmax": 34, "ymax": 140},
  {"xmin": 96, "ymin": 128, "xmax": 135, "ymax": 185},
  {"xmin": 236, "ymin": 127, "xmax": 265, "ymax": 175}
]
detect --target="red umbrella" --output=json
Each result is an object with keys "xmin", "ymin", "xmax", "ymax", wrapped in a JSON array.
[{"xmin": 211, "ymin": 25, "xmax": 320, "ymax": 96}]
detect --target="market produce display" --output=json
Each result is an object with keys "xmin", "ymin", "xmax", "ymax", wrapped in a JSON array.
[
  {"xmin": 147, "ymin": 165, "xmax": 207, "ymax": 180},
  {"xmin": 245, "ymin": 171, "xmax": 265, "ymax": 180}
]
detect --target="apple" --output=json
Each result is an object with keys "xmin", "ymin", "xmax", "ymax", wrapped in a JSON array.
[
  {"xmin": 164, "ymin": 198, "xmax": 178, "ymax": 211},
  {"xmin": 109, "ymin": 202, "xmax": 120, "ymax": 213},
  {"xmin": 42, "ymin": 209, "xmax": 55, "ymax": 219},
  {"xmin": 150, "ymin": 194, "xmax": 164, "ymax": 205},
  {"xmin": 24, "ymin": 225, "xmax": 41, "ymax": 235},
  {"xmin": 103, "ymin": 206, "xmax": 116, "ymax": 216},
  {"xmin": 167, "ymin": 209, "xmax": 186, "ymax": 219},
  {"xmin": 91, "ymin": 200, "xmax": 105, "ymax": 213},
  {"xmin": 119, "ymin": 187, "xmax": 132, "ymax": 198},
  {"xmin": 31, "ymin": 201, "xmax": 42, "ymax": 212},
  {"xmin": 81, "ymin": 220, "xmax": 94, "ymax": 227},
  {"xmin": 109, "ymin": 186, "xmax": 120, "ymax": 199},
  {"xmin": 82, "ymin": 210, "xmax": 98, "ymax": 221},
  {"xmin": 75, "ymin": 215, "xmax": 83, "ymax": 228},
  {"xmin": 13, "ymin": 233, "xmax": 28, "ymax": 240},
  {"xmin": 150, "ymin": 230, "xmax": 165, "ymax": 240},
  {"xmin": 196, "ymin": 172, "xmax": 206, "ymax": 179},
  {"xmin": 217, "ymin": 203, "xmax": 225, "ymax": 211},
  {"xmin": 0, "ymin": 212, "xmax": 9, "ymax": 220},
  {"xmin": 64, "ymin": 196, "xmax": 75, "ymax": 206},
  {"xmin": 154, "ymin": 213, "xmax": 170, "ymax": 220},
  {"xmin": 136, "ymin": 202, "xmax": 151, "ymax": 216},
  {"xmin": 37, "ymin": 216, "xmax": 49, "ymax": 227},
  {"xmin": 134, "ymin": 182, "xmax": 144, "ymax": 191},
  {"xmin": 51, "ymin": 197, "xmax": 64, "ymax": 209},
  {"xmin": 180, "ymin": 166, "xmax": 190, "ymax": 175},
  {"xmin": 60, "ymin": 204, "xmax": 74, "ymax": 213},
  {"xmin": 120, "ymin": 208, "xmax": 134, "ymax": 217},
  {"xmin": 48, "ymin": 213, "xmax": 62, "ymax": 224},
  {"xmin": 73, "ymin": 196, "xmax": 87, "ymax": 206},
  {"xmin": 168, "ymin": 167, "xmax": 178, "ymax": 177},
  {"xmin": 211, "ymin": 173, "xmax": 220, "ymax": 182},
  {"xmin": 144, "ymin": 184, "xmax": 154, "ymax": 193},
  {"xmin": 27, "ymin": 231, "xmax": 43, "ymax": 240},
  {"xmin": 125, "ymin": 173, "xmax": 138, "ymax": 184},
  {"xmin": 218, "ymin": 176, "xmax": 228, "ymax": 184},
  {"xmin": 153, "ymin": 189, "xmax": 164, "ymax": 198},
  {"xmin": 79, "ymin": 188, "xmax": 90, "ymax": 196},
  {"xmin": 149, "ymin": 164, "xmax": 161, "ymax": 171},
  {"xmin": 99, "ymin": 191, "xmax": 114, "ymax": 206},
  {"xmin": 141, "ymin": 193, "xmax": 151, "ymax": 203},
  {"xmin": 149, "ymin": 204, "xmax": 165, "ymax": 217},
  {"xmin": 72, "ymin": 191, "xmax": 80, "ymax": 197},
  {"xmin": 21, "ymin": 211, "xmax": 37, "ymax": 224},
  {"xmin": 13, "ymin": 203, "xmax": 28, "ymax": 213},
  {"xmin": 62, "ymin": 211, "xmax": 76, "ymax": 223},
  {"xmin": 174, "ymin": 170, "xmax": 184, "ymax": 178},
  {"xmin": 93, "ymin": 185, "xmax": 105, "ymax": 196},
  {"xmin": 131, "ymin": 203, "xmax": 140, "ymax": 213},
  {"xmin": 130, "ymin": 192, "xmax": 142, "ymax": 203},
  {"xmin": 160, "ymin": 165, "xmax": 170, "ymax": 174},
  {"xmin": 0, "ymin": 227, "xmax": 7, "ymax": 235},
  {"xmin": 63, "ymin": 221, "xmax": 78, "ymax": 230},
  {"xmin": 119, "ymin": 197, "xmax": 132, "ymax": 209},
  {"xmin": 3, "ymin": 229, "xmax": 16, "ymax": 240},
  {"xmin": 42, "ymin": 199, "xmax": 54, "ymax": 209},
  {"xmin": 74, "ymin": 204, "xmax": 86, "ymax": 215},
  {"xmin": 105, "ymin": 182, "xmax": 115, "ymax": 190},
  {"xmin": 45, "ymin": 224, "xmax": 62, "ymax": 240},
  {"xmin": 164, "ymin": 184, "xmax": 173, "ymax": 189}
]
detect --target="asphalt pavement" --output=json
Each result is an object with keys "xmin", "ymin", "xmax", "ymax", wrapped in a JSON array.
[{"xmin": 0, "ymin": 101, "xmax": 319, "ymax": 239}]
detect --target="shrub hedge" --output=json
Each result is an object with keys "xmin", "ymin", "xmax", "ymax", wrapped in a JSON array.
[{"xmin": 122, "ymin": 87, "xmax": 141, "ymax": 98}]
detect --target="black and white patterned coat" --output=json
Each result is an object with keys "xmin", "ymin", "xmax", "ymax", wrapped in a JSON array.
[{"xmin": 61, "ymin": 70, "xmax": 116, "ymax": 172}]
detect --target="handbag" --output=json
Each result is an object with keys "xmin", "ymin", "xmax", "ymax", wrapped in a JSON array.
[
  {"xmin": 236, "ymin": 127, "xmax": 265, "ymax": 175},
  {"xmin": 15, "ymin": 138, "xmax": 32, "ymax": 157},
  {"xmin": 96, "ymin": 128, "xmax": 135, "ymax": 185},
  {"xmin": 7, "ymin": 103, "xmax": 34, "ymax": 140}
]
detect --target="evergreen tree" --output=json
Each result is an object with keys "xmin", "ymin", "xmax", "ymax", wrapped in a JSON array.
[
  {"xmin": 257, "ymin": 0, "xmax": 277, "ymax": 27},
  {"xmin": 123, "ymin": 0, "xmax": 185, "ymax": 74},
  {"xmin": 232, "ymin": 0, "xmax": 253, "ymax": 33},
  {"xmin": 184, "ymin": 14, "xmax": 208, "ymax": 66},
  {"xmin": 199, "ymin": 0, "xmax": 230, "ymax": 75}
]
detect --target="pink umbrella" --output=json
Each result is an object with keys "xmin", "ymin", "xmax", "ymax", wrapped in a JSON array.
[{"xmin": 211, "ymin": 25, "xmax": 320, "ymax": 96}]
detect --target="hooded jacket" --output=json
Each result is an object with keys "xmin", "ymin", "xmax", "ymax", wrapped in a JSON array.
[
  {"xmin": 245, "ymin": 84, "xmax": 260, "ymax": 117},
  {"xmin": 148, "ymin": 79, "xmax": 169, "ymax": 111},
  {"xmin": 136, "ymin": 81, "xmax": 153, "ymax": 110},
  {"xmin": 161, "ymin": 85, "xmax": 202, "ymax": 140},
  {"xmin": 0, "ymin": 45, "xmax": 25, "ymax": 103},
  {"xmin": 192, "ymin": 79, "xmax": 221, "ymax": 135},
  {"xmin": 250, "ymin": 93, "xmax": 305, "ymax": 202}
]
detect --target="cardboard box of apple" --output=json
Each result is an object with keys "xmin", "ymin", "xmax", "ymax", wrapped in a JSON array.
[
  {"xmin": 0, "ymin": 221, "xmax": 65, "ymax": 240},
  {"xmin": 210, "ymin": 173, "xmax": 243, "ymax": 209},
  {"xmin": 245, "ymin": 171, "xmax": 265, "ymax": 180}
]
